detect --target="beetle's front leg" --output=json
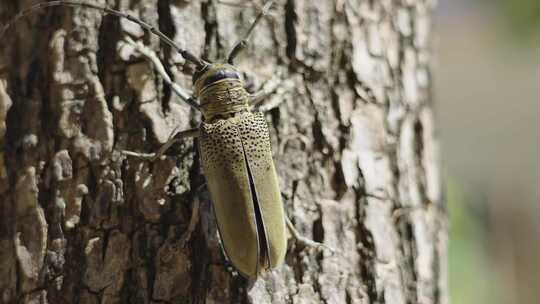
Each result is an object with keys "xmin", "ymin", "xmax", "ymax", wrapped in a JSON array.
[
  {"xmin": 286, "ymin": 217, "xmax": 336, "ymax": 253},
  {"xmin": 249, "ymin": 76, "xmax": 292, "ymax": 112},
  {"xmin": 123, "ymin": 128, "xmax": 200, "ymax": 161}
]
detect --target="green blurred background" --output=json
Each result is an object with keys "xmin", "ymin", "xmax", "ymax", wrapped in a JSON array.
[{"xmin": 436, "ymin": 1, "xmax": 540, "ymax": 303}]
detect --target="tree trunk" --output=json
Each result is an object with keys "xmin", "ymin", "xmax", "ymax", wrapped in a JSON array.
[{"xmin": 0, "ymin": 0, "xmax": 446, "ymax": 303}]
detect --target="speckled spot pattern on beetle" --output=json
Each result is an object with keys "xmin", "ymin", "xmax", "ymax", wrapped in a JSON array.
[
  {"xmin": 199, "ymin": 112, "xmax": 273, "ymax": 173},
  {"xmin": 199, "ymin": 110, "xmax": 286, "ymax": 278}
]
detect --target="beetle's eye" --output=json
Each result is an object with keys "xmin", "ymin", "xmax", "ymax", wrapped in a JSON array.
[
  {"xmin": 192, "ymin": 65, "xmax": 210, "ymax": 84},
  {"xmin": 225, "ymin": 71, "xmax": 241, "ymax": 79},
  {"xmin": 202, "ymin": 70, "xmax": 240, "ymax": 87}
]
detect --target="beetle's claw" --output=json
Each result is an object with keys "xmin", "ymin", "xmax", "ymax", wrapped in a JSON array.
[
  {"xmin": 293, "ymin": 235, "xmax": 337, "ymax": 255},
  {"xmin": 319, "ymin": 243, "xmax": 337, "ymax": 255},
  {"xmin": 122, "ymin": 150, "xmax": 159, "ymax": 161},
  {"xmin": 178, "ymin": 231, "xmax": 194, "ymax": 248},
  {"xmin": 285, "ymin": 217, "xmax": 337, "ymax": 254},
  {"xmin": 179, "ymin": 196, "xmax": 201, "ymax": 248}
]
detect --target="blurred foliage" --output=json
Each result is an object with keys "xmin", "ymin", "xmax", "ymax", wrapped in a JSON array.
[
  {"xmin": 478, "ymin": 0, "xmax": 540, "ymax": 38},
  {"xmin": 500, "ymin": 0, "xmax": 540, "ymax": 37},
  {"xmin": 448, "ymin": 180, "xmax": 500, "ymax": 304}
]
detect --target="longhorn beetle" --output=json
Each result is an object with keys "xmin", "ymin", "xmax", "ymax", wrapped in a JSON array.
[{"xmin": 1, "ymin": 0, "xmax": 332, "ymax": 279}]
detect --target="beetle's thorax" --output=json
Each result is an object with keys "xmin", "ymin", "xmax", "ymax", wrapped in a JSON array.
[{"xmin": 193, "ymin": 64, "xmax": 249, "ymax": 121}]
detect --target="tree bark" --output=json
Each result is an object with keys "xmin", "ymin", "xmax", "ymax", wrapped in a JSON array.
[{"xmin": 0, "ymin": 0, "xmax": 446, "ymax": 303}]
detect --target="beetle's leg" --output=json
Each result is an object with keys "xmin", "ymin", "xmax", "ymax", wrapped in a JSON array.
[
  {"xmin": 249, "ymin": 76, "xmax": 291, "ymax": 112},
  {"xmin": 249, "ymin": 88, "xmax": 274, "ymax": 108},
  {"xmin": 286, "ymin": 217, "xmax": 336, "ymax": 253},
  {"xmin": 278, "ymin": 134, "xmax": 310, "ymax": 155},
  {"xmin": 124, "ymin": 37, "xmax": 200, "ymax": 111},
  {"xmin": 249, "ymin": 88, "xmax": 286, "ymax": 112},
  {"xmin": 179, "ymin": 196, "xmax": 201, "ymax": 247},
  {"xmin": 123, "ymin": 128, "xmax": 200, "ymax": 161},
  {"xmin": 227, "ymin": 0, "xmax": 275, "ymax": 64},
  {"xmin": 217, "ymin": 0, "xmax": 255, "ymax": 9}
]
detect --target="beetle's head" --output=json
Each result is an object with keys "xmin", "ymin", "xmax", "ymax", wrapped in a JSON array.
[
  {"xmin": 192, "ymin": 63, "xmax": 243, "ymax": 95},
  {"xmin": 192, "ymin": 63, "xmax": 249, "ymax": 120}
]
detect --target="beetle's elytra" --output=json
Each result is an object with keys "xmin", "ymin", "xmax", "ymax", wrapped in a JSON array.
[
  {"xmin": 1, "ymin": 0, "xmax": 329, "ymax": 279},
  {"xmin": 200, "ymin": 112, "xmax": 287, "ymax": 277},
  {"xmin": 193, "ymin": 62, "xmax": 287, "ymax": 277}
]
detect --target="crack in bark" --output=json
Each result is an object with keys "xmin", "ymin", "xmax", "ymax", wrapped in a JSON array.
[
  {"xmin": 284, "ymin": 0, "xmax": 297, "ymax": 63},
  {"xmin": 157, "ymin": 0, "xmax": 175, "ymax": 112}
]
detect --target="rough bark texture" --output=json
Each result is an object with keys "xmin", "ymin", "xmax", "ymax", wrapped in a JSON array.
[{"xmin": 0, "ymin": 0, "xmax": 445, "ymax": 303}]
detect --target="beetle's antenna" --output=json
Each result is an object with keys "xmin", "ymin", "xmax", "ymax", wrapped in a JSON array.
[
  {"xmin": 227, "ymin": 0, "xmax": 274, "ymax": 64},
  {"xmin": 0, "ymin": 0, "xmax": 208, "ymax": 68}
]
